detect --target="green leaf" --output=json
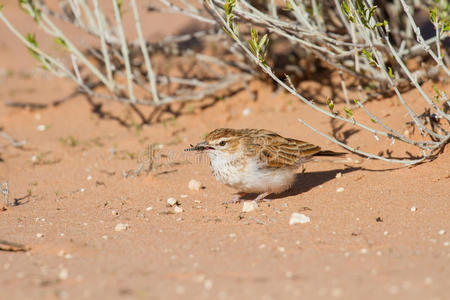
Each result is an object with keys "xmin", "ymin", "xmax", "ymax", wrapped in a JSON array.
[
  {"xmin": 370, "ymin": 118, "xmax": 376, "ymax": 123},
  {"xmin": 285, "ymin": 0, "xmax": 293, "ymax": 11},
  {"xmin": 0, "ymin": 4, "xmax": 4, "ymax": 11},
  {"xmin": 344, "ymin": 107, "xmax": 353, "ymax": 118},
  {"xmin": 353, "ymin": 99, "xmax": 359, "ymax": 104},
  {"xmin": 326, "ymin": 98, "xmax": 334, "ymax": 112},
  {"xmin": 54, "ymin": 37, "xmax": 68, "ymax": 48},
  {"xmin": 387, "ymin": 67, "xmax": 394, "ymax": 78}
]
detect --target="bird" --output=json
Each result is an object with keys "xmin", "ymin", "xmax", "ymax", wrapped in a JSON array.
[{"xmin": 185, "ymin": 128, "xmax": 345, "ymax": 204}]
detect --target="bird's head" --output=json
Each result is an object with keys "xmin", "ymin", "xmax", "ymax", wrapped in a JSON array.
[{"xmin": 184, "ymin": 128, "xmax": 242, "ymax": 157}]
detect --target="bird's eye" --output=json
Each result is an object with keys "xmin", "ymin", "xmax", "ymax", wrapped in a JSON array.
[{"xmin": 219, "ymin": 140, "xmax": 227, "ymax": 146}]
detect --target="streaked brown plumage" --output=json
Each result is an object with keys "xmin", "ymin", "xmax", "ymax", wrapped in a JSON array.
[{"xmin": 186, "ymin": 128, "xmax": 344, "ymax": 203}]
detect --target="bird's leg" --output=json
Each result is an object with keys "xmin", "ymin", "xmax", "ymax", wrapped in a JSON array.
[
  {"xmin": 223, "ymin": 192, "xmax": 247, "ymax": 204},
  {"xmin": 253, "ymin": 192, "xmax": 270, "ymax": 203}
]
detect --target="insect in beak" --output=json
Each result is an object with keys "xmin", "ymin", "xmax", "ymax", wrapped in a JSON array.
[{"xmin": 184, "ymin": 141, "xmax": 214, "ymax": 151}]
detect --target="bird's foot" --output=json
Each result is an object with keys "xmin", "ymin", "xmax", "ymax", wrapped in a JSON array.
[
  {"xmin": 253, "ymin": 192, "xmax": 271, "ymax": 203},
  {"xmin": 223, "ymin": 192, "xmax": 247, "ymax": 205}
]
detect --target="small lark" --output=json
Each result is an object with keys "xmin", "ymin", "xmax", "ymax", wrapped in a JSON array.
[{"xmin": 185, "ymin": 128, "xmax": 344, "ymax": 203}]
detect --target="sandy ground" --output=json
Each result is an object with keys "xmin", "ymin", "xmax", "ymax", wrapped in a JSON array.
[{"xmin": 1, "ymin": 3, "xmax": 449, "ymax": 300}]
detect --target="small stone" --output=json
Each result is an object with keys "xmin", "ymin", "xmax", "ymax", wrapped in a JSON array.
[
  {"xmin": 36, "ymin": 125, "xmax": 47, "ymax": 131},
  {"xmin": 335, "ymin": 172, "xmax": 342, "ymax": 179},
  {"xmin": 36, "ymin": 233, "xmax": 44, "ymax": 238},
  {"xmin": 180, "ymin": 194, "xmax": 188, "ymax": 198},
  {"xmin": 102, "ymin": 235, "xmax": 108, "ymax": 240},
  {"xmin": 188, "ymin": 179, "xmax": 202, "ymax": 191},
  {"xmin": 114, "ymin": 223, "xmax": 129, "ymax": 232},
  {"xmin": 80, "ymin": 188, "xmax": 85, "ymax": 192},
  {"xmin": 360, "ymin": 248, "xmax": 368, "ymax": 254},
  {"xmin": 277, "ymin": 246, "xmax": 285, "ymax": 252},
  {"xmin": 336, "ymin": 187, "xmax": 345, "ymax": 193},
  {"xmin": 438, "ymin": 229, "xmax": 446, "ymax": 235},
  {"xmin": 86, "ymin": 175, "xmax": 92, "ymax": 181},
  {"xmin": 204, "ymin": 279, "xmax": 213, "ymax": 290},
  {"xmin": 174, "ymin": 206, "xmax": 183, "ymax": 213},
  {"xmin": 145, "ymin": 206, "xmax": 153, "ymax": 211},
  {"xmin": 443, "ymin": 241, "xmax": 449, "ymax": 247},
  {"xmin": 410, "ymin": 206, "xmax": 417, "ymax": 212},
  {"xmin": 228, "ymin": 233, "xmax": 236, "ymax": 238},
  {"xmin": 242, "ymin": 201, "xmax": 258, "ymax": 213},
  {"xmin": 242, "ymin": 108, "xmax": 251, "ymax": 116},
  {"xmin": 259, "ymin": 244, "xmax": 266, "ymax": 249},
  {"xmin": 167, "ymin": 197, "xmax": 178, "ymax": 207},
  {"xmin": 58, "ymin": 268, "xmax": 69, "ymax": 280},
  {"xmin": 289, "ymin": 213, "xmax": 310, "ymax": 225}
]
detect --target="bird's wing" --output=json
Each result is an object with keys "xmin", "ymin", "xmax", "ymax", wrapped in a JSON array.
[{"xmin": 246, "ymin": 130, "xmax": 321, "ymax": 168}]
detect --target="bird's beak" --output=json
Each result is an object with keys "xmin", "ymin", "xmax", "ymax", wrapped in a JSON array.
[{"xmin": 184, "ymin": 141, "xmax": 213, "ymax": 152}]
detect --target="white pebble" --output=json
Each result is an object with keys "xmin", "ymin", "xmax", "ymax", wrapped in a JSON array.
[
  {"xmin": 188, "ymin": 179, "xmax": 202, "ymax": 191},
  {"xmin": 336, "ymin": 187, "xmax": 345, "ymax": 193},
  {"xmin": 410, "ymin": 206, "xmax": 417, "ymax": 212},
  {"xmin": 289, "ymin": 213, "xmax": 310, "ymax": 225},
  {"xmin": 80, "ymin": 188, "xmax": 85, "ymax": 192},
  {"xmin": 242, "ymin": 201, "xmax": 258, "ymax": 212},
  {"xmin": 36, "ymin": 233, "xmax": 44, "ymax": 238},
  {"xmin": 58, "ymin": 268, "xmax": 69, "ymax": 280},
  {"xmin": 204, "ymin": 279, "xmax": 213, "ymax": 290},
  {"xmin": 277, "ymin": 246, "xmax": 285, "ymax": 252},
  {"xmin": 114, "ymin": 223, "xmax": 129, "ymax": 232},
  {"xmin": 167, "ymin": 197, "xmax": 178, "ymax": 207},
  {"xmin": 180, "ymin": 194, "xmax": 188, "ymax": 198},
  {"xmin": 86, "ymin": 175, "xmax": 92, "ymax": 181},
  {"xmin": 242, "ymin": 108, "xmax": 251, "ymax": 116},
  {"xmin": 36, "ymin": 125, "xmax": 47, "ymax": 131},
  {"xmin": 145, "ymin": 206, "xmax": 153, "ymax": 211},
  {"xmin": 335, "ymin": 172, "xmax": 342, "ymax": 178},
  {"xmin": 102, "ymin": 235, "xmax": 108, "ymax": 240},
  {"xmin": 174, "ymin": 206, "xmax": 183, "ymax": 213},
  {"xmin": 443, "ymin": 241, "xmax": 449, "ymax": 247},
  {"xmin": 228, "ymin": 233, "xmax": 236, "ymax": 238},
  {"xmin": 360, "ymin": 248, "xmax": 368, "ymax": 254},
  {"xmin": 438, "ymin": 229, "xmax": 446, "ymax": 235}
]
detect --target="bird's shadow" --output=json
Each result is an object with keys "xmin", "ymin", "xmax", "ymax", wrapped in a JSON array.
[{"xmin": 241, "ymin": 167, "xmax": 360, "ymax": 201}]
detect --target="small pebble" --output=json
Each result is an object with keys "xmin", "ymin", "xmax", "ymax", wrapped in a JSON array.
[
  {"xmin": 86, "ymin": 175, "xmax": 92, "ymax": 181},
  {"xmin": 36, "ymin": 233, "xmax": 44, "ymax": 238},
  {"xmin": 228, "ymin": 233, "xmax": 236, "ymax": 238},
  {"xmin": 410, "ymin": 206, "xmax": 417, "ymax": 212},
  {"xmin": 174, "ymin": 206, "xmax": 183, "ymax": 213},
  {"xmin": 360, "ymin": 248, "xmax": 368, "ymax": 254},
  {"xmin": 277, "ymin": 246, "xmax": 285, "ymax": 252},
  {"xmin": 114, "ymin": 223, "xmax": 129, "ymax": 232},
  {"xmin": 36, "ymin": 125, "xmax": 47, "ymax": 131},
  {"xmin": 289, "ymin": 213, "xmax": 310, "ymax": 225},
  {"xmin": 58, "ymin": 268, "xmax": 69, "ymax": 280},
  {"xmin": 242, "ymin": 108, "xmax": 251, "ymax": 116},
  {"xmin": 438, "ymin": 229, "xmax": 445, "ymax": 235},
  {"xmin": 80, "ymin": 188, "xmax": 85, "ymax": 192},
  {"xmin": 335, "ymin": 172, "xmax": 342, "ymax": 178},
  {"xmin": 180, "ymin": 194, "xmax": 188, "ymax": 198},
  {"xmin": 443, "ymin": 241, "xmax": 449, "ymax": 247},
  {"xmin": 336, "ymin": 187, "xmax": 345, "ymax": 193},
  {"xmin": 146, "ymin": 206, "xmax": 153, "ymax": 211},
  {"xmin": 204, "ymin": 279, "xmax": 213, "ymax": 290},
  {"xmin": 102, "ymin": 235, "xmax": 108, "ymax": 240},
  {"xmin": 167, "ymin": 197, "xmax": 178, "ymax": 207},
  {"xmin": 242, "ymin": 201, "xmax": 258, "ymax": 213},
  {"xmin": 188, "ymin": 179, "xmax": 202, "ymax": 191}
]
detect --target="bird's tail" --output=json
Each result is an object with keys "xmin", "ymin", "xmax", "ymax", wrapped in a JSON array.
[{"xmin": 314, "ymin": 150, "xmax": 347, "ymax": 157}]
